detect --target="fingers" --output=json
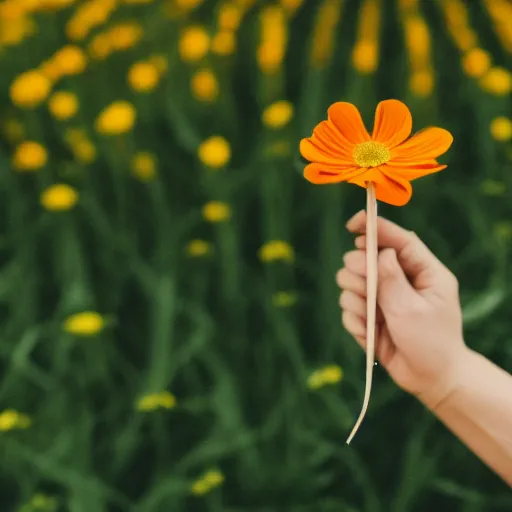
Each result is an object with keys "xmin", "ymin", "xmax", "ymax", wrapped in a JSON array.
[
  {"xmin": 342, "ymin": 310, "xmax": 366, "ymax": 341},
  {"xmin": 336, "ymin": 266, "xmax": 366, "ymax": 295},
  {"xmin": 346, "ymin": 210, "xmax": 446, "ymax": 288},
  {"xmin": 342, "ymin": 250, "xmax": 366, "ymax": 277},
  {"xmin": 339, "ymin": 290, "xmax": 366, "ymax": 318}
]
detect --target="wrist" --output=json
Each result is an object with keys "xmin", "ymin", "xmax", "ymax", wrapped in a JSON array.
[{"xmin": 417, "ymin": 344, "xmax": 474, "ymax": 412}]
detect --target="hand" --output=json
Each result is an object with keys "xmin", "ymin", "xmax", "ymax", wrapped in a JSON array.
[{"xmin": 336, "ymin": 210, "xmax": 468, "ymax": 408}]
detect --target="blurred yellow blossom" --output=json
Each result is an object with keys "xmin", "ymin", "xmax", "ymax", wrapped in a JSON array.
[
  {"xmin": 176, "ymin": 0, "xmax": 204, "ymax": 8},
  {"xmin": 0, "ymin": 409, "xmax": 31, "ymax": 431},
  {"xmin": 272, "ymin": 291, "xmax": 297, "ymax": 307},
  {"xmin": 351, "ymin": 0, "xmax": 381, "ymax": 74},
  {"xmin": 480, "ymin": 179, "xmax": 506, "ymax": 197},
  {"xmin": 40, "ymin": 184, "xmax": 78, "ymax": 211},
  {"xmin": 352, "ymin": 40, "xmax": 378, "ymax": 74},
  {"xmin": 494, "ymin": 221, "xmax": 512, "ymax": 242},
  {"xmin": 10, "ymin": 70, "xmax": 51, "ymax": 108},
  {"xmin": 409, "ymin": 69, "xmax": 434, "ymax": 97},
  {"xmin": 262, "ymin": 101, "xmax": 294, "ymax": 129},
  {"xmin": 191, "ymin": 68, "xmax": 219, "ymax": 102},
  {"xmin": 218, "ymin": 4, "xmax": 243, "ymax": 30},
  {"xmin": 136, "ymin": 391, "xmax": 176, "ymax": 411},
  {"xmin": 149, "ymin": 54, "xmax": 168, "ymax": 74},
  {"xmin": 13, "ymin": 141, "xmax": 47, "ymax": 171},
  {"xmin": 73, "ymin": 139, "xmax": 97, "ymax": 164},
  {"xmin": 0, "ymin": 14, "xmax": 35, "ymax": 46},
  {"xmin": 490, "ymin": 117, "xmax": 512, "ymax": 141},
  {"xmin": 198, "ymin": 136, "xmax": 231, "ymax": 168},
  {"xmin": 258, "ymin": 240, "xmax": 294, "ymax": 263},
  {"xmin": 95, "ymin": 101, "xmax": 136, "ymax": 135},
  {"xmin": 48, "ymin": 91, "xmax": 78, "ymax": 120},
  {"xmin": 462, "ymin": 48, "xmax": 491, "ymax": 78},
  {"xmin": 186, "ymin": 239, "xmax": 212, "ymax": 257},
  {"xmin": 307, "ymin": 365, "xmax": 343, "ymax": 389},
  {"xmin": 131, "ymin": 152, "xmax": 157, "ymax": 181},
  {"xmin": 191, "ymin": 469, "xmax": 224, "ymax": 495},
  {"xmin": 202, "ymin": 201, "xmax": 231, "ymax": 222},
  {"xmin": 64, "ymin": 311, "xmax": 104, "ymax": 336},
  {"xmin": 310, "ymin": 0, "xmax": 342, "ymax": 68},
  {"xmin": 88, "ymin": 32, "xmax": 112, "ymax": 60},
  {"xmin": 26, "ymin": 493, "xmax": 58, "ymax": 511},
  {"xmin": 211, "ymin": 30, "xmax": 236, "ymax": 55},
  {"xmin": 39, "ymin": 59, "xmax": 62, "ymax": 82},
  {"xmin": 109, "ymin": 21, "xmax": 143, "ymax": 51},
  {"xmin": 179, "ymin": 26, "xmax": 210, "ymax": 62},
  {"xmin": 128, "ymin": 61, "xmax": 160, "ymax": 92},
  {"xmin": 480, "ymin": 67, "xmax": 512, "ymax": 95},
  {"xmin": 52, "ymin": 45, "xmax": 87, "ymax": 75},
  {"xmin": 257, "ymin": 6, "xmax": 287, "ymax": 74}
]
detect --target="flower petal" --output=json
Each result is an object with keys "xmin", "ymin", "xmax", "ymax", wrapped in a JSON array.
[
  {"xmin": 384, "ymin": 161, "xmax": 447, "ymax": 180},
  {"xmin": 391, "ymin": 127, "xmax": 453, "ymax": 162},
  {"xmin": 300, "ymin": 137, "xmax": 353, "ymax": 166},
  {"xmin": 304, "ymin": 163, "xmax": 366, "ymax": 184},
  {"xmin": 347, "ymin": 167, "xmax": 413, "ymax": 206},
  {"xmin": 372, "ymin": 99, "xmax": 412, "ymax": 148},
  {"xmin": 328, "ymin": 102, "xmax": 371, "ymax": 145}
]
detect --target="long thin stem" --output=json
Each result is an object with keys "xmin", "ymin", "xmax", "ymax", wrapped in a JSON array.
[{"xmin": 346, "ymin": 181, "xmax": 378, "ymax": 445}]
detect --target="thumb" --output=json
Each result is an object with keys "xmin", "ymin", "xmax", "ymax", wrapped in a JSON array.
[{"xmin": 378, "ymin": 248, "xmax": 417, "ymax": 315}]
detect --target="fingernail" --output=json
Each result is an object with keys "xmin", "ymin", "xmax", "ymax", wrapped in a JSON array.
[{"xmin": 346, "ymin": 209, "xmax": 364, "ymax": 230}]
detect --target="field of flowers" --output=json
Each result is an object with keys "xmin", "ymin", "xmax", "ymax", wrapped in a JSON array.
[{"xmin": 0, "ymin": 0, "xmax": 511, "ymax": 510}]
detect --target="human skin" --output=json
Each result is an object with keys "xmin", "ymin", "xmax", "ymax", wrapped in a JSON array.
[{"xmin": 336, "ymin": 210, "xmax": 512, "ymax": 486}]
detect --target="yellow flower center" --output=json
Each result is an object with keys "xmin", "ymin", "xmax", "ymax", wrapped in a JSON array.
[{"xmin": 352, "ymin": 141, "xmax": 390, "ymax": 168}]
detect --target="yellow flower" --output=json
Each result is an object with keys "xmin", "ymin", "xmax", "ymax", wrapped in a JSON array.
[
  {"xmin": 203, "ymin": 470, "xmax": 224, "ymax": 486},
  {"xmin": 257, "ymin": 6, "xmax": 287, "ymax": 74},
  {"xmin": 88, "ymin": 32, "xmax": 112, "ymax": 60},
  {"xmin": 480, "ymin": 67, "xmax": 512, "ymax": 95},
  {"xmin": 0, "ymin": 409, "xmax": 31, "ymax": 431},
  {"xmin": 176, "ymin": 0, "xmax": 204, "ymax": 9},
  {"xmin": 131, "ymin": 152, "xmax": 157, "ymax": 181},
  {"xmin": 191, "ymin": 68, "xmax": 219, "ymax": 102},
  {"xmin": 202, "ymin": 201, "xmax": 231, "ymax": 222},
  {"xmin": 186, "ymin": 239, "xmax": 212, "ymax": 257},
  {"xmin": 158, "ymin": 391, "xmax": 176, "ymax": 409},
  {"xmin": 494, "ymin": 221, "xmax": 512, "ymax": 242},
  {"xmin": 136, "ymin": 394, "xmax": 160, "ymax": 411},
  {"xmin": 490, "ymin": 117, "xmax": 512, "ymax": 142},
  {"xmin": 136, "ymin": 392, "xmax": 176, "ymax": 411},
  {"xmin": 0, "ymin": 410, "xmax": 19, "ymax": 431},
  {"xmin": 191, "ymin": 469, "xmax": 224, "ymax": 495},
  {"xmin": 73, "ymin": 139, "xmax": 97, "ymax": 164},
  {"xmin": 462, "ymin": 48, "xmax": 491, "ymax": 78},
  {"xmin": 95, "ymin": 101, "xmax": 136, "ymax": 135},
  {"xmin": 10, "ymin": 70, "xmax": 51, "ymax": 108},
  {"xmin": 128, "ymin": 61, "xmax": 160, "ymax": 92},
  {"xmin": 179, "ymin": 26, "xmax": 210, "ymax": 62},
  {"xmin": 40, "ymin": 184, "xmax": 78, "ymax": 211},
  {"xmin": 109, "ymin": 21, "xmax": 143, "ymax": 51},
  {"xmin": 258, "ymin": 240, "xmax": 294, "ymax": 263},
  {"xmin": 322, "ymin": 364, "xmax": 343, "ymax": 384},
  {"xmin": 352, "ymin": 40, "xmax": 378, "ymax": 74},
  {"xmin": 0, "ymin": 14, "xmax": 35, "ymax": 46},
  {"xmin": 198, "ymin": 136, "xmax": 231, "ymax": 168},
  {"xmin": 63, "ymin": 311, "xmax": 105, "ymax": 336},
  {"xmin": 218, "ymin": 4, "xmax": 243, "ymax": 30},
  {"xmin": 13, "ymin": 141, "xmax": 47, "ymax": 171},
  {"xmin": 149, "ymin": 54, "xmax": 168, "ymax": 74},
  {"xmin": 48, "ymin": 91, "xmax": 78, "ymax": 120},
  {"xmin": 409, "ymin": 69, "xmax": 434, "ymax": 97},
  {"xmin": 211, "ymin": 30, "xmax": 236, "ymax": 55},
  {"xmin": 39, "ymin": 58, "xmax": 63, "ymax": 82},
  {"xmin": 262, "ymin": 100, "xmax": 294, "ymax": 129},
  {"xmin": 52, "ymin": 45, "xmax": 87, "ymax": 75},
  {"xmin": 307, "ymin": 365, "xmax": 343, "ymax": 389},
  {"xmin": 480, "ymin": 179, "xmax": 506, "ymax": 197},
  {"xmin": 272, "ymin": 291, "xmax": 297, "ymax": 307}
]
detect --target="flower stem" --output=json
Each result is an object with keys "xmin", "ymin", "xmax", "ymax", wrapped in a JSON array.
[{"xmin": 346, "ymin": 181, "xmax": 378, "ymax": 444}]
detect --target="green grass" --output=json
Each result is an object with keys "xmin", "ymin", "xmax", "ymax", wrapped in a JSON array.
[{"xmin": 0, "ymin": 0, "xmax": 511, "ymax": 510}]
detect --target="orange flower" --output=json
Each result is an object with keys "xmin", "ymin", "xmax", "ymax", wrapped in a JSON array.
[{"xmin": 299, "ymin": 99, "xmax": 453, "ymax": 206}]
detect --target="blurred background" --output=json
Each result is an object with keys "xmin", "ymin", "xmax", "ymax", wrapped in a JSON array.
[{"xmin": 0, "ymin": 0, "xmax": 511, "ymax": 510}]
